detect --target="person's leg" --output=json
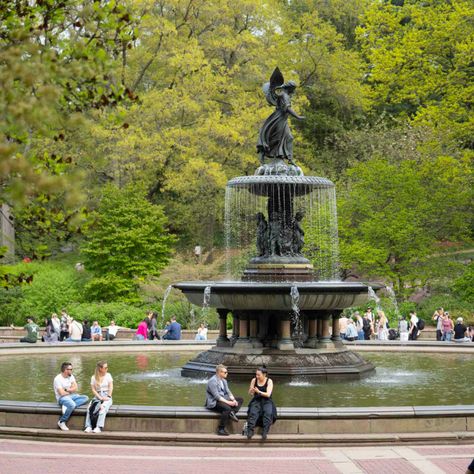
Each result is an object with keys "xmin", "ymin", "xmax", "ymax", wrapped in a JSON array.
[
  {"xmin": 58, "ymin": 396, "xmax": 76, "ymax": 423},
  {"xmin": 70, "ymin": 393, "xmax": 89, "ymax": 408},
  {"xmin": 97, "ymin": 398, "xmax": 113, "ymax": 428},
  {"xmin": 109, "ymin": 334, "xmax": 115, "ymax": 341},
  {"xmin": 84, "ymin": 402, "xmax": 92, "ymax": 429},
  {"xmin": 261, "ymin": 401, "xmax": 273, "ymax": 437},
  {"xmin": 436, "ymin": 329, "xmax": 442, "ymax": 341},
  {"xmin": 233, "ymin": 397, "xmax": 243, "ymax": 414},
  {"xmin": 213, "ymin": 402, "xmax": 232, "ymax": 430}
]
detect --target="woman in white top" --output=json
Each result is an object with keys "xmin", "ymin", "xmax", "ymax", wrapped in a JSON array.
[
  {"xmin": 84, "ymin": 361, "xmax": 113, "ymax": 433},
  {"xmin": 377, "ymin": 310, "xmax": 389, "ymax": 341},
  {"xmin": 195, "ymin": 323, "xmax": 208, "ymax": 341}
]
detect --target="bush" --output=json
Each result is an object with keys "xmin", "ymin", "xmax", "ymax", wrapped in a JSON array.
[
  {"xmin": 0, "ymin": 260, "xmax": 88, "ymax": 325},
  {"xmin": 416, "ymin": 294, "xmax": 473, "ymax": 325},
  {"xmin": 67, "ymin": 302, "xmax": 148, "ymax": 329}
]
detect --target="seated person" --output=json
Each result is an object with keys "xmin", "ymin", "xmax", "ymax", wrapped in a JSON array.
[
  {"xmin": 91, "ymin": 321, "xmax": 103, "ymax": 341},
  {"xmin": 453, "ymin": 317, "xmax": 471, "ymax": 342},
  {"xmin": 195, "ymin": 323, "xmax": 208, "ymax": 341},
  {"xmin": 205, "ymin": 364, "xmax": 243, "ymax": 436},
  {"xmin": 345, "ymin": 319, "xmax": 358, "ymax": 341},
  {"xmin": 54, "ymin": 362, "xmax": 88, "ymax": 430},
  {"xmin": 42, "ymin": 318, "xmax": 59, "ymax": 343},
  {"xmin": 104, "ymin": 320, "xmax": 120, "ymax": 341},
  {"xmin": 81, "ymin": 320, "xmax": 92, "ymax": 342},
  {"xmin": 133, "ymin": 319, "xmax": 149, "ymax": 340},
  {"xmin": 17, "ymin": 316, "xmax": 39, "ymax": 343},
  {"xmin": 246, "ymin": 366, "xmax": 277, "ymax": 441},
  {"xmin": 162, "ymin": 316, "xmax": 181, "ymax": 340}
]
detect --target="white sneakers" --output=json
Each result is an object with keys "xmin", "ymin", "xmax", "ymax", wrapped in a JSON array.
[
  {"xmin": 93, "ymin": 427, "xmax": 101, "ymax": 433},
  {"xmin": 84, "ymin": 427, "xmax": 92, "ymax": 433},
  {"xmin": 57, "ymin": 421, "xmax": 69, "ymax": 431}
]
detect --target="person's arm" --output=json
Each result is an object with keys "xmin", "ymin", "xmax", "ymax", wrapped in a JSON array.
[
  {"xmin": 68, "ymin": 379, "xmax": 78, "ymax": 393},
  {"xmin": 254, "ymin": 379, "xmax": 273, "ymax": 398},
  {"xmin": 208, "ymin": 379, "xmax": 234, "ymax": 406},
  {"xmin": 248, "ymin": 378, "xmax": 256, "ymax": 395},
  {"xmin": 288, "ymin": 107, "xmax": 304, "ymax": 120},
  {"xmin": 107, "ymin": 380, "xmax": 113, "ymax": 398}
]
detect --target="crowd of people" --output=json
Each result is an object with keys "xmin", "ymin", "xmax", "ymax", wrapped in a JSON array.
[
  {"xmin": 14, "ymin": 309, "xmax": 210, "ymax": 344},
  {"xmin": 54, "ymin": 361, "xmax": 275, "ymax": 440},
  {"xmin": 339, "ymin": 307, "xmax": 474, "ymax": 343}
]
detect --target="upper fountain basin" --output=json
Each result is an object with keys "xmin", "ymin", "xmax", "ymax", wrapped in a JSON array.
[{"xmin": 173, "ymin": 281, "xmax": 384, "ymax": 311}]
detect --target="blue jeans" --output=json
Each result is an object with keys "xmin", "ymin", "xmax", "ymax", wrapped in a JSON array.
[
  {"xmin": 442, "ymin": 332, "xmax": 452, "ymax": 342},
  {"xmin": 358, "ymin": 330, "xmax": 365, "ymax": 340},
  {"xmin": 58, "ymin": 394, "xmax": 89, "ymax": 422}
]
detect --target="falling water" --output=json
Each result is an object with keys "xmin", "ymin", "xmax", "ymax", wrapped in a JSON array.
[
  {"xmin": 368, "ymin": 286, "xmax": 382, "ymax": 311},
  {"xmin": 224, "ymin": 176, "xmax": 340, "ymax": 280},
  {"xmin": 290, "ymin": 284, "xmax": 304, "ymax": 346},
  {"xmin": 161, "ymin": 285, "xmax": 173, "ymax": 328},
  {"xmin": 385, "ymin": 286, "xmax": 400, "ymax": 317},
  {"xmin": 202, "ymin": 285, "xmax": 212, "ymax": 322}
]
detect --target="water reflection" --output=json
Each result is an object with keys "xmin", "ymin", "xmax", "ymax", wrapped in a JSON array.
[{"xmin": 0, "ymin": 351, "xmax": 472, "ymax": 407}]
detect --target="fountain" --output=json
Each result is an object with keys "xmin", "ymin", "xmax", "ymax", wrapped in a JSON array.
[{"xmin": 174, "ymin": 68, "xmax": 383, "ymax": 380}]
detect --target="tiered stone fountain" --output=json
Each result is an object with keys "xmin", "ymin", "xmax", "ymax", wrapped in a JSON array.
[{"xmin": 174, "ymin": 68, "xmax": 381, "ymax": 380}]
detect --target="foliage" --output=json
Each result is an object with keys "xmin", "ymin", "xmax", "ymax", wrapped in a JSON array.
[
  {"xmin": 416, "ymin": 294, "xmax": 473, "ymax": 325},
  {"xmin": 0, "ymin": 0, "xmax": 137, "ymax": 206},
  {"xmin": 0, "ymin": 260, "xmax": 88, "ymax": 325},
  {"xmin": 81, "ymin": 185, "xmax": 175, "ymax": 302},
  {"xmin": 337, "ymin": 154, "xmax": 472, "ymax": 293},
  {"xmin": 452, "ymin": 262, "xmax": 474, "ymax": 304}
]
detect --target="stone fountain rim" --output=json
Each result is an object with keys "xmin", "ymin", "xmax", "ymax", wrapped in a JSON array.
[
  {"xmin": 173, "ymin": 281, "xmax": 384, "ymax": 294},
  {"xmin": 227, "ymin": 175, "xmax": 334, "ymax": 188}
]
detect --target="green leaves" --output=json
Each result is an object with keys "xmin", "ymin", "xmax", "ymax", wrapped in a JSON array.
[{"xmin": 81, "ymin": 185, "xmax": 175, "ymax": 301}]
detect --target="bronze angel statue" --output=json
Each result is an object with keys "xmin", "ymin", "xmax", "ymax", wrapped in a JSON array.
[{"xmin": 257, "ymin": 68, "xmax": 304, "ymax": 166}]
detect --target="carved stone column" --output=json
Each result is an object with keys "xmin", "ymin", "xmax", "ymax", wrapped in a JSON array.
[
  {"xmin": 277, "ymin": 315, "xmax": 294, "ymax": 351},
  {"xmin": 230, "ymin": 312, "xmax": 239, "ymax": 345},
  {"xmin": 249, "ymin": 316, "xmax": 262, "ymax": 348},
  {"xmin": 331, "ymin": 311, "xmax": 344, "ymax": 348},
  {"xmin": 234, "ymin": 313, "xmax": 252, "ymax": 348},
  {"xmin": 305, "ymin": 312, "xmax": 318, "ymax": 348},
  {"xmin": 216, "ymin": 309, "xmax": 230, "ymax": 347}
]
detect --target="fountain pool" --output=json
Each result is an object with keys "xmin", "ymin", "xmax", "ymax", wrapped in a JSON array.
[{"xmin": 0, "ymin": 351, "xmax": 472, "ymax": 407}]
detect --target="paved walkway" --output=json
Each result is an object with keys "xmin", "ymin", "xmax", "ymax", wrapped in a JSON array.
[{"xmin": 0, "ymin": 439, "xmax": 473, "ymax": 473}]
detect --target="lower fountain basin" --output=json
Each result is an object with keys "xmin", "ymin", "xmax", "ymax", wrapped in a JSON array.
[{"xmin": 173, "ymin": 281, "xmax": 383, "ymax": 311}]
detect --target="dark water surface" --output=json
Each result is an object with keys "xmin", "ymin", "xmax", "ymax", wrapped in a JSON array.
[{"xmin": 0, "ymin": 351, "xmax": 472, "ymax": 407}]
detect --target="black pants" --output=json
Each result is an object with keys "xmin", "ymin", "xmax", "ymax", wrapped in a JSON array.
[
  {"xmin": 436, "ymin": 329, "xmax": 442, "ymax": 341},
  {"xmin": 19, "ymin": 338, "xmax": 36, "ymax": 343},
  {"xmin": 211, "ymin": 397, "xmax": 243, "ymax": 430},
  {"xmin": 59, "ymin": 331, "xmax": 69, "ymax": 341},
  {"xmin": 247, "ymin": 398, "xmax": 274, "ymax": 435}
]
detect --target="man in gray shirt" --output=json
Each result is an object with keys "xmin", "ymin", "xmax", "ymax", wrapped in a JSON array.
[{"xmin": 205, "ymin": 364, "xmax": 243, "ymax": 436}]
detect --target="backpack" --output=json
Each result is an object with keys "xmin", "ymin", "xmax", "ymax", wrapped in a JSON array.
[
  {"xmin": 388, "ymin": 329, "xmax": 398, "ymax": 340},
  {"xmin": 417, "ymin": 319, "xmax": 425, "ymax": 330},
  {"xmin": 88, "ymin": 399, "xmax": 102, "ymax": 429}
]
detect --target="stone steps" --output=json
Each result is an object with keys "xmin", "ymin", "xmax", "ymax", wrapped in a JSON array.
[{"xmin": 1, "ymin": 426, "xmax": 473, "ymax": 446}]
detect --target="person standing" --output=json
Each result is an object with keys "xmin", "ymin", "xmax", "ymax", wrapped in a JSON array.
[
  {"xmin": 148, "ymin": 311, "xmax": 160, "ymax": 340},
  {"xmin": 59, "ymin": 309, "xmax": 70, "ymax": 341},
  {"xmin": 432, "ymin": 307, "xmax": 444, "ymax": 341},
  {"xmin": 377, "ymin": 310, "xmax": 389, "ymax": 341},
  {"xmin": 345, "ymin": 319, "xmax": 358, "ymax": 341},
  {"xmin": 194, "ymin": 244, "xmax": 202, "ymax": 263},
  {"xmin": 398, "ymin": 316, "xmax": 409, "ymax": 342},
  {"xmin": 246, "ymin": 366, "xmax": 277, "ymax": 440},
  {"xmin": 353, "ymin": 312, "xmax": 364, "ymax": 341},
  {"xmin": 54, "ymin": 362, "xmax": 88, "ymax": 431},
  {"xmin": 441, "ymin": 312, "xmax": 454, "ymax": 342},
  {"xmin": 51, "ymin": 313, "xmax": 61, "ymax": 338},
  {"xmin": 162, "ymin": 316, "xmax": 181, "ymax": 340},
  {"xmin": 84, "ymin": 361, "xmax": 113, "ymax": 433},
  {"xmin": 19, "ymin": 317, "xmax": 39, "ymax": 343},
  {"xmin": 205, "ymin": 364, "xmax": 243, "ymax": 436},
  {"xmin": 409, "ymin": 311, "xmax": 419, "ymax": 341}
]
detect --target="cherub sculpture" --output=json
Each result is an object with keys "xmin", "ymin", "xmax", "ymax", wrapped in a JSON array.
[{"xmin": 257, "ymin": 67, "xmax": 305, "ymax": 166}]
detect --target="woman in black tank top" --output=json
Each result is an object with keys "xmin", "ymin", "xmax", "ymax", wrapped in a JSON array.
[{"xmin": 246, "ymin": 366, "xmax": 277, "ymax": 440}]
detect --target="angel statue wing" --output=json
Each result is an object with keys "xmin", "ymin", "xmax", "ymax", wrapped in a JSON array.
[{"xmin": 262, "ymin": 67, "xmax": 285, "ymax": 106}]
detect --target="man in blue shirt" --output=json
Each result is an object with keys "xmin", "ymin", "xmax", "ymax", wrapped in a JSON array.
[{"xmin": 162, "ymin": 316, "xmax": 181, "ymax": 340}]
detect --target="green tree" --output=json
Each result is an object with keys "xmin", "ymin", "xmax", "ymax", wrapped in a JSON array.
[{"xmin": 81, "ymin": 185, "xmax": 175, "ymax": 301}]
